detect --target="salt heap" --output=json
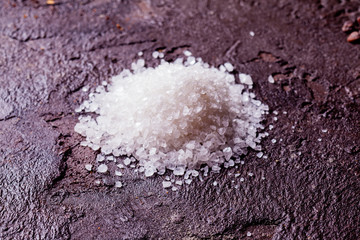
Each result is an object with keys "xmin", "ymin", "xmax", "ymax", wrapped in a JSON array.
[{"xmin": 75, "ymin": 55, "xmax": 268, "ymax": 177}]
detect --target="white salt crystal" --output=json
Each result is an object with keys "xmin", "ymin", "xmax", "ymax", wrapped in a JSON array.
[
  {"xmin": 115, "ymin": 181, "xmax": 123, "ymax": 188},
  {"xmin": 271, "ymin": 139, "xmax": 277, "ymax": 144},
  {"xmin": 273, "ymin": 110, "xmax": 278, "ymax": 115},
  {"xmin": 96, "ymin": 154, "xmax": 105, "ymax": 162},
  {"xmin": 240, "ymin": 177, "xmax": 245, "ymax": 182},
  {"xmin": 256, "ymin": 152, "xmax": 263, "ymax": 158},
  {"xmin": 248, "ymin": 172, "xmax": 254, "ymax": 177},
  {"xmin": 158, "ymin": 52, "xmax": 164, "ymax": 58},
  {"xmin": 175, "ymin": 180, "xmax": 183, "ymax": 185},
  {"xmin": 162, "ymin": 181, "xmax": 172, "ymax": 188},
  {"xmin": 249, "ymin": 31, "xmax": 255, "ymax": 36},
  {"xmin": 137, "ymin": 51, "xmax": 143, "ymax": 56},
  {"xmin": 213, "ymin": 181, "xmax": 218, "ymax": 186},
  {"xmin": 235, "ymin": 173, "xmax": 240, "ymax": 177},
  {"xmin": 152, "ymin": 51, "xmax": 159, "ymax": 58},
  {"xmin": 268, "ymin": 75, "xmax": 275, "ymax": 83},
  {"xmin": 94, "ymin": 180, "xmax": 101, "ymax": 185},
  {"xmin": 269, "ymin": 125, "xmax": 274, "ymax": 130},
  {"xmin": 185, "ymin": 179, "xmax": 192, "ymax": 184},
  {"xmin": 321, "ymin": 129, "xmax": 328, "ymax": 133},
  {"xmin": 117, "ymin": 163, "xmax": 125, "ymax": 169},
  {"xmin": 115, "ymin": 170, "xmax": 122, "ymax": 176},
  {"xmin": 123, "ymin": 158, "xmax": 131, "ymax": 166},
  {"xmin": 239, "ymin": 73, "xmax": 253, "ymax": 85},
  {"xmin": 224, "ymin": 62, "xmax": 234, "ymax": 72},
  {"xmin": 173, "ymin": 167, "xmax": 185, "ymax": 176},
  {"xmin": 85, "ymin": 164, "xmax": 92, "ymax": 171},
  {"xmin": 183, "ymin": 50, "xmax": 192, "ymax": 56},
  {"xmin": 247, "ymin": 231, "xmax": 252, "ymax": 236},
  {"xmin": 318, "ymin": 138, "xmax": 322, "ymax": 142},
  {"xmin": 171, "ymin": 186, "xmax": 178, "ymax": 191},
  {"xmin": 97, "ymin": 164, "xmax": 108, "ymax": 173}
]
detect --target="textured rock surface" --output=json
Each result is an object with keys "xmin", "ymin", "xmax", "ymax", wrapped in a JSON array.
[{"xmin": 0, "ymin": 0, "xmax": 359, "ymax": 239}]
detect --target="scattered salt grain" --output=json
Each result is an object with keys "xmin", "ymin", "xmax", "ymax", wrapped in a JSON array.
[
  {"xmin": 159, "ymin": 52, "xmax": 164, "ymax": 58},
  {"xmin": 224, "ymin": 62, "xmax": 234, "ymax": 72},
  {"xmin": 97, "ymin": 164, "xmax": 108, "ymax": 173},
  {"xmin": 171, "ymin": 186, "xmax": 178, "ymax": 191},
  {"xmin": 115, "ymin": 181, "xmax": 123, "ymax": 188},
  {"xmin": 256, "ymin": 152, "xmax": 263, "ymax": 158},
  {"xmin": 269, "ymin": 124, "xmax": 274, "ymax": 130},
  {"xmin": 96, "ymin": 154, "xmax": 105, "ymax": 162},
  {"xmin": 248, "ymin": 172, "xmax": 254, "ymax": 177},
  {"xmin": 239, "ymin": 73, "xmax": 253, "ymax": 85},
  {"xmin": 213, "ymin": 181, "xmax": 218, "ymax": 186},
  {"xmin": 234, "ymin": 173, "xmax": 240, "ymax": 177},
  {"xmin": 94, "ymin": 180, "xmax": 101, "ymax": 185},
  {"xmin": 162, "ymin": 181, "xmax": 172, "ymax": 188},
  {"xmin": 175, "ymin": 180, "xmax": 183, "ymax": 185},
  {"xmin": 283, "ymin": 111, "xmax": 287, "ymax": 115},
  {"xmin": 152, "ymin": 51, "xmax": 159, "ymax": 58},
  {"xmin": 318, "ymin": 138, "xmax": 322, "ymax": 142},
  {"xmin": 247, "ymin": 231, "xmax": 252, "ymax": 237},
  {"xmin": 273, "ymin": 110, "xmax": 278, "ymax": 115},
  {"xmin": 271, "ymin": 139, "xmax": 277, "ymax": 144},
  {"xmin": 185, "ymin": 179, "xmax": 192, "ymax": 184},
  {"xmin": 85, "ymin": 164, "xmax": 92, "ymax": 171},
  {"xmin": 240, "ymin": 177, "xmax": 245, "ymax": 182},
  {"xmin": 268, "ymin": 75, "xmax": 275, "ymax": 83},
  {"xmin": 123, "ymin": 158, "xmax": 131, "ymax": 166},
  {"xmin": 117, "ymin": 163, "xmax": 125, "ymax": 169},
  {"xmin": 183, "ymin": 50, "xmax": 192, "ymax": 56},
  {"xmin": 115, "ymin": 170, "xmax": 122, "ymax": 176},
  {"xmin": 273, "ymin": 117, "xmax": 278, "ymax": 121},
  {"xmin": 321, "ymin": 129, "xmax": 328, "ymax": 133},
  {"xmin": 249, "ymin": 31, "xmax": 255, "ymax": 36}
]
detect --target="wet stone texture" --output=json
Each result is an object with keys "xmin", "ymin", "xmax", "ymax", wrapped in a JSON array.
[{"xmin": 0, "ymin": 0, "xmax": 359, "ymax": 239}]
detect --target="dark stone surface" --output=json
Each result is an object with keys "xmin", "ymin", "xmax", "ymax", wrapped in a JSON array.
[{"xmin": 0, "ymin": 0, "xmax": 359, "ymax": 239}]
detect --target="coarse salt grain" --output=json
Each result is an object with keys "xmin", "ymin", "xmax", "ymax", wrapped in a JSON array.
[
  {"xmin": 268, "ymin": 75, "xmax": 275, "ymax": 83},
  {"xmin": 85, "ymin": 164, "xmax": 92, "ymax": 171},
  {"xmin": 97, "ymin": 164, "xmax": 108, "ymax": 173}
]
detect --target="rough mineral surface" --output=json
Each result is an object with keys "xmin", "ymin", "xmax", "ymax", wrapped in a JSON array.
[
  {"xmin": 75, "ymin": 60, "xmax": 268, "ymax": 177},
  {"xmin": 0, "ymin": 1, "xmax": 359, "ymax": 239}
]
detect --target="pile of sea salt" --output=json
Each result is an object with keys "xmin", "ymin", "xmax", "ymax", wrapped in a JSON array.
[{"xmin": 75, "ymin": 51, "xmax": 268, "ymax": 189}]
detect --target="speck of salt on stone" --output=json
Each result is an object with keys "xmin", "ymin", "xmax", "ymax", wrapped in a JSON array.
[
  {"xmin": 185, "ymin": 179, "xmax": 192, "ymax": 184},
  {"xmin": 97, "ymin": 164, "xmax": 108, "ymax": 173},
  {"xmin": 213, "ymin": 181, "xmax": 218, "ymax": 186},
  {"xmin": 171, "ymin": 186, "xmax": 178, "ymax": 191},
  {"xmin": 247, "ymin": 231, "xmax": 252, "ymax": 237},
  {"xmin": 159, "ymin": 52, "xmax": 164, "ymax": 58},
  {"xmin": 152, "ymin": 51, "xmax": 159, "ymax": 58},
  {"xmin": 283, "ymin": 111, "xmax": 287, "ymax": 115},
  {"xmin": 273, "ymin": 116, "xmax": 278, "ymax": 121},
  {"xmin": 271, "ymin": 138, "xmax": 277, "ymax": 144},
  {"xmin": 248, "ymin": 172, "xmax": 254, "ymax": 177},
  {"xmin": 321, "ymin": 129, "xmax": 328, "ymax": 133},
  {"xmin": 115, "ymin": 170, "xmax": 122, "ymax": 176},
  {"xmin": 273, "ymin": 110, "xmax": 278, "ymax": 115},
  {"xmin": 269, "ymin": 124, "xmax": 274, "ymax": 130},
  {"xmin": 240, "ymin": 161, "xmax": 245, "ymax": 165},
  {"xmin": 162, "ymin": 181, "xmax": 172, "ymax": 188},
  {"xmin": 102, "ymin": 81, "xmax": 108, "ymax": 86},
  {"xmin": 240, "ymin": 177, "xmax": 245, "ymax": 182},
  {"xmin": 175, "ymin": 180, "xmax": 183, "ymax": 185},
  {"xmin": 249, "ymin": 31, "xmax": 255, "ymax": 36},
  {"xmin": 85, "ymin": 164, "xmax": 92, "ymax": 171},
  {"xmin": 117, "ymin": 163, "xmax": 125, "ymax": 169},
  {"xmin": 138, "ymin": 51, "xmax": 143, "ymax": 56},
  {"xmin": 224, "ymin": 62, "xmax": 234, "ymax": 72},
  {"xmin": 268, "ymin": 75, "xmax": 275, "ymax": 83},
  {"xmin": 318, "ymin": 138, "xmax": 322, "ymax": 142},
  {"xmin": 183, "ymin": 50, "xmax": 192, "ymax": 56},
  {"xmin": 115, "ymin": 181, "xmax": 123, "ymax": 188},
  {"xmin": 123, "ymin": 158, "xmax": 131, "ymax": 165},
  {"xmin": 94, "ymin": 180, "xmax": 101, "ymax": 185},
  {"xmin": 256, "ymin": 152, "xmax": 263, "ymax": 158}
]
